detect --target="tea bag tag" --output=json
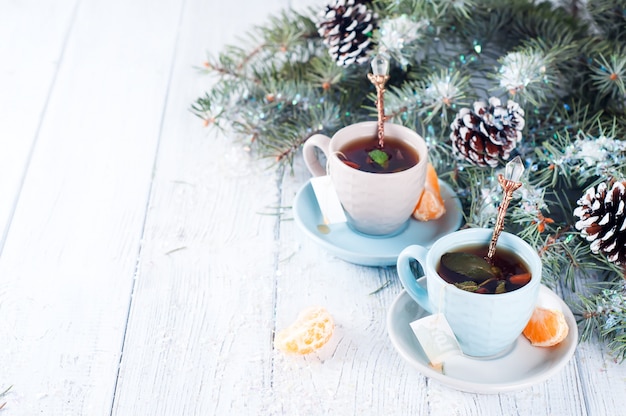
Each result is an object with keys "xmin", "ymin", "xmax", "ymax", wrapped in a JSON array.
[
  {"xmin": 410, "ymin": 313, "xmax": 462, "ymax": 372},
  {"xmin": 310, "ymin": 176, "xmax": 347, "ymax": 225}
]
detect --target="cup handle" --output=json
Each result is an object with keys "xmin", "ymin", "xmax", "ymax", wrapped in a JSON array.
[
  {"xmin": 303, "ymin": 134, "xmax": 331, "ymax": 177},
  {"xmin": 397, "ymin": 245, "xmax": 433, "ymax": 313}
]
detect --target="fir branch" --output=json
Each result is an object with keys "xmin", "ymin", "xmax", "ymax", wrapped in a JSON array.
[
  {"xmin": 587, "ymin": 0, "xmax": 626, "ymax": 41},
  {"xmin": 449, "ymin": 165, "xmax": 497, "ymax": 228},
  {"xmin": 524, "ymin": 100, "xmax": 601, "ymax": 156},
  {"xmin": 542, "ymin": 234, "xmax": 607, "ymax": 289},
  {"xmin": 374, "ymin": 15, "xmax": 430, "ymax": 67},
  {"xmin": 380, "ymin": 0, "xmax": 476, "ymax": 21},
  {"xmin": 577, "ymin": 279, "xmax": 626, "ymax": 362},
  {"xmin": 507, "ymin": 0, "xmax": 588, "ymax": 44},
  {"xmin": 495, "ymin": 38, "xmax": 579, "ymax": 107},
  {"xmin": 0, "ymin": 385, "xmax": 11, "ymax": 411},
  {"xmin": 590, "ymin": 53, "xmax": 626, "ymax": 102},
  {"xmin": 194, "ymin": 0, "xmax": 626, "ymax": 360},
  {"xmin": 383, "ymin": 68, "xmax": 471, "ymax": 133},
  {"xmin": 534, "ymin": 123, "xmax": 626, "ymax": 190},
  {"xmin": 304, "ymin": 56, "xmax": 345, "ymax": 92}
]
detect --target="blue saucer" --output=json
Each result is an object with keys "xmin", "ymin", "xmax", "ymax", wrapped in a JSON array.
[
  {"xmin": 387, "ymin": 281, "xmax": 578, "ymax": 393},
  {"xmin": 292, "ymin": 180, "xmax": 464, "ymax": 266}
]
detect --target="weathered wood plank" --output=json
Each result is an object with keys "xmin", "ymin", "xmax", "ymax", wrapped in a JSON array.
[
  {"xmin": 0, "ymin": 0, "xmax": 184, "ymax": 413},
  {"xmin": 0, "ymin": 0, "xmax": 78, "ymax": 244},
  {"xmin": 109, "ymin": 0, "xmax": 292, "ymax": 414}
]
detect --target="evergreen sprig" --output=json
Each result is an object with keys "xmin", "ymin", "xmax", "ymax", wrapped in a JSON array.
[
  {"xmin": 577, "ymin": 279, "xmax": 626, "ymax": 362},
  {"xmin": 0, "ymin": 385, "xmax": 11, "ymax": 411},
  {"xmin": 194, "ymin": 0, "xmax": 626, "ymax": 360}
]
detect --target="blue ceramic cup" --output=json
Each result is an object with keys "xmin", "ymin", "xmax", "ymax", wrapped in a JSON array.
[{"xmin": 397, "ymin": 228, "xmax": 542, "ymax": 357}]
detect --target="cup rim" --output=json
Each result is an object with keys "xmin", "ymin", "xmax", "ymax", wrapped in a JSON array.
[
  {"xmin": 327, "ymin": 121, "xmax": 428, "ymax": 176},
  {"xmin": 425, "ymin": 228, "xmax": 542, "ymax": 298}
]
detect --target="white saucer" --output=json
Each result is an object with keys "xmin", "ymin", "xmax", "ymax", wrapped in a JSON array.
[
  {"xmin": 387, "ymin": 278, "xmax": 578, "ymax": 394},
  {"xmin": 292, "ymin": 180, "xmax": 463, "ymax": 266}
]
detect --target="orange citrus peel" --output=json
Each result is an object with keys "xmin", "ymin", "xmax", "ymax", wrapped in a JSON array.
[
  {"xmin": 413, "ymin": 163, "xmax": 446, "ymax": 221},
  {"xmin": 274, "ymin": 306, "xmax": 335, "ymax": 355},
  {"xmin": 522, "ymin": 307, "xmax": 569, "ymax": 347}
]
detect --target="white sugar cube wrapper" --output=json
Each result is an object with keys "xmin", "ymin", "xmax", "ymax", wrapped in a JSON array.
[
  {"xmin": 310, "ymin": 176, "xmax": 347, "ymax": 224},
  {"xmin": 410, "ymin": 313, "xmax": 462, "ymax": 366}
]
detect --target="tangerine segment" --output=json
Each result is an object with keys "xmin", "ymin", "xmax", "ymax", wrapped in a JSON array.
[
  {"xmin": 413, "ymin": 163, "xmax": 446, "ymax": 221},
  {"xmin": 274, "ymin": 306, "xmax": 335, "ymax": 355},
  {"xmin": 522, "ymin": 307, "xmax": 569, "ymax": 347}
]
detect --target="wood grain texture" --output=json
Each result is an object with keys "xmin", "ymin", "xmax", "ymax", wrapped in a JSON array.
[
  {"xmin": 0, "ymin": 0, "xmax": 625, "ymax": 415},
  {"xmin": 0, "ymin": 0, "xmax": 185, "ymax": 413},
  {"xmin": 0, "ymin": 0, "xmax": 78, "ymax": 244},
  {"xmin": 109, "ymin": 0, "xmax": 292, "ymax": 414}
]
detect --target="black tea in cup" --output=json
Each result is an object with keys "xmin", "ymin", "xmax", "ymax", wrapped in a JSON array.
[
  {"xmin": 437, "ymin": 244, "xmax": 531, "ymax": 294},
  {"xmin": 337, "ymin": 136, "xmax": 419, "ymax": 173}
]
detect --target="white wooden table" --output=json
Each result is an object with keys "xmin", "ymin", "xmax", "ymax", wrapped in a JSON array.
[{"xmin": 1, "ymin": 0, "xmax": 625, "ymax": 414}]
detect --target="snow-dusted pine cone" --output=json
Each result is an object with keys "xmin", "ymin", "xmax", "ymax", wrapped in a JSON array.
[
  {"xmin": 574, "ymin": 180, "xmax": 626, "ymax": 266},
  {"xmin": 317, "ymin": 0, "xmax": 376, "ymax": 67},
  {"xmin": 450, "ymin": 97, "xmax": 525, "ymax": 167}
]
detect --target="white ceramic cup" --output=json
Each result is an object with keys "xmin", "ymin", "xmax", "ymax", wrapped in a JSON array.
[
  {"xmin": 302, "ymin": 121, "xmax": 428, "ymax": 236},
  {"xmin": 396, "ymin": 228, "xmax": 542, "ymax": 357}
]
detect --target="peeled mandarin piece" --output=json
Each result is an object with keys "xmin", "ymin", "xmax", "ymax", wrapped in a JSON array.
[
  {"xmin": 522, "ymin": 307, "xmax": 569, "ymax": 347},
  {"xmin": 509, "ymin": 273, "xmax": 531, "ymax": 285},
  {"xmin": 274, "ymin": 306, "xmax": 335, "ymax": 355},
  {"xmin": 413, "ymin": 163, "xmax": 446, "ymax": 221}
]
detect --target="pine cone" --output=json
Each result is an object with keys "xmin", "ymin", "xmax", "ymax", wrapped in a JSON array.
[
  {"xmin": 574, "ymin": 180, "xmax": 626, "ymax": 265},
  {"xmin": 450, "ymin": 97, "xmax": 525, "ymax": 167},
  {"xmin": 317, "ymin": 0, "xmax": 376, "ymax": 67}
]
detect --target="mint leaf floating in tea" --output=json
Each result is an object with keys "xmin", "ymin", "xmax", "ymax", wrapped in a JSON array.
[
  {"xmin": 367, "ymin": 54, "xmax": 390, "ymax": 148},
  {"xmin": 495, "ymin": 280, "xmax": 507, "ymax": 294},
  {"xmin": 439, "ymin": 245, "xmax": 532, "ymax": 294},
  {"xmin": 454, "ymin": 281, "xmax": 479, "ymax": 292},
  {"xmin": 368, "ymin": 148, "xmax": 389, "ymax": 169},
  {"xmin": 486, "ymin": 156, "xmax": 525, "ymax": 263},
  {"xmin": 441, "ymin": 252, "xmax": 498, "ymax": 283},
  {"xmin": 339, "ymin": 138, "xmax": 418, "ymax": 173}
]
